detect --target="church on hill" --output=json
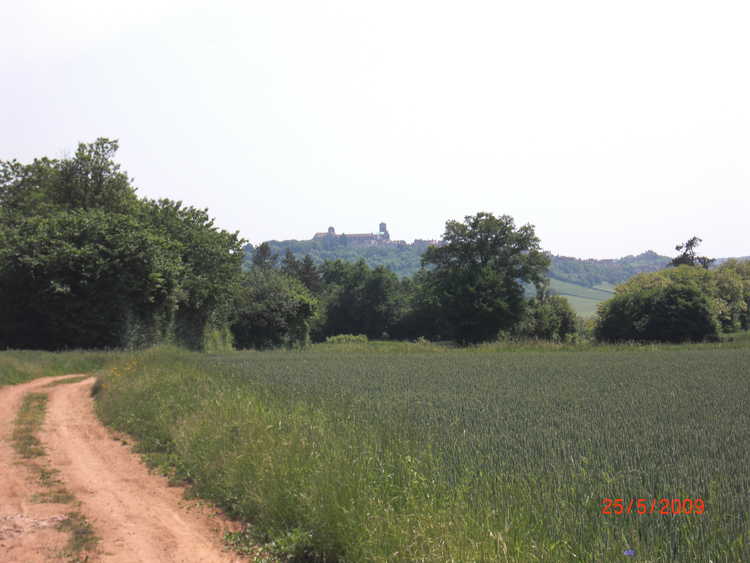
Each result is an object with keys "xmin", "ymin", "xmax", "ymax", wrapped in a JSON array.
[{"xmin": 313, "ymin": 222, "xmax": 393, "ymax": 247}]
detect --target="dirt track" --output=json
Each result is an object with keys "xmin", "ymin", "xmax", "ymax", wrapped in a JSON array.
[{"xmin": 0, "ymin": 375, "xmax": 246, "ymax": 562}]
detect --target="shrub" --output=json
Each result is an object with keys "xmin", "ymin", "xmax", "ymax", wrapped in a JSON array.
[
  {"xmin": 231, "ymin": 269, "xmax": 317, "ymax": 350},
  {"xmin": 595, "ymin": 268, "xmax": 720, "ymax": 343},
  {"xmin": 324, "ymin": 334, "xmax": 369, "ymax": 344},
  {"xmin": 516, "ymin": 294, "xmax": 579, "ymax": 341}
]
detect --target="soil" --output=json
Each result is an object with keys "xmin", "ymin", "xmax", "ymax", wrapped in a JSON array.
[{"xmin": 0, "ymin": 375, "xmax": 250, "ymax": 562}]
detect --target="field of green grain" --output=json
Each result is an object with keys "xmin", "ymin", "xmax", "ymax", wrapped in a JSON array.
[
  {"xmin": 88, "ymin": 341, "xmax": 750, "ymax": 562},
  {"xmin": 548, "ymin": 278, "xmax": 615, "ymax": 318}
]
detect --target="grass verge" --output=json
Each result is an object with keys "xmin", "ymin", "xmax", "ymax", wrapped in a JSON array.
[{"xmin": 0, "ymin": 350, "xmax": 116, "ymax": 388}]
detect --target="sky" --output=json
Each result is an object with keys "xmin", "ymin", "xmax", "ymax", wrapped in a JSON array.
[{"xmin": 2, "ymin": 1, "xmax": 748, "ymax": 259}]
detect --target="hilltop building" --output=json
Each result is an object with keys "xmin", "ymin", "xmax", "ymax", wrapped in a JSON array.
[
  {"xmin": 310, "ymin": 223, "xmax": 443, "ymax": 248},
  {"xmin": 313, "ymin": 223, "xmax": 391, "ymax": 247}
]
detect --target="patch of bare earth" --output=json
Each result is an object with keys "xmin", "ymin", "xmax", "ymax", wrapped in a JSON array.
[
  {"xmin": 1, "ymin": 375, "xmax": 256, "ymax": 562},
  {"xmin": 0, "ymin": 376, "xmax": 74, "ymax": 562}
]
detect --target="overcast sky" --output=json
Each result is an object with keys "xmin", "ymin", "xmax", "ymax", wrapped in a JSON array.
[{"xmin": 2, "ymin": 1, "xmax": 748, "ymax": 259}]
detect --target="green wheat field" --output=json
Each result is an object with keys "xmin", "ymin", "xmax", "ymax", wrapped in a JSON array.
[{"xmin": 70, "ymin": 339, "xmax": 746, "ymax": 562}]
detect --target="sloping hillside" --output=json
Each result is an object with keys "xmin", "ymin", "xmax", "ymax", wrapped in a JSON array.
[
  {"xmin": 549, "ymin": 251, "xmax": 670, "ymax": 287},
  {"xmin": 548, "ymin": 279, "xmax": 614, "ymax": 317}
]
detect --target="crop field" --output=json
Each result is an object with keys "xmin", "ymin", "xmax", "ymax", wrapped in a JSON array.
[
  {"xmin": 92, "ymin": 342, "xmax": 750, "ymax": 561},
  {"xmin": 553, "ymin": 294, "xmax": 601, "ymax": 318},
  {"xmin": 548, "ymin": 279, "xmax": 615, "ymax": 317}
]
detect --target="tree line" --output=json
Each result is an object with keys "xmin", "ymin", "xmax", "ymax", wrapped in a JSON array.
[
  {"xmin": 2, "ymin": 140, "xmax": 747, "ymax": 350},
  {"xmin": 595, "ymin": 238, "xmax": 750, "ymax": 342},
  {"xmin": 260, "ymin": 236, "xmax": 673, "ymax": 287},
  {"xmin": 241, "ymin": 213, "xmax": 579, "ymax": 347},
  {"xmin": 256, "ymin": 238, "xmax": 428, "ymax": 278}
]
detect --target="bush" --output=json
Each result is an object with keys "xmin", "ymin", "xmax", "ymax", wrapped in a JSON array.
[
  {"xmin": 516, "ymin": 294, "xmax": 578, "ymax": 341},
  {"xmin": 231, "ymin": 269, "xmax": 317, "ymax": 350},
  {"xmin": 595, "ymin": 269, "xmax": 720, "ymax": 343},
  {"xmin": 324, "ymin": 334, "xmax": 369, "ymax": 344},
  {"xmin": 0, "ymin": 140, "xmax": 244, "ymax": 351}
]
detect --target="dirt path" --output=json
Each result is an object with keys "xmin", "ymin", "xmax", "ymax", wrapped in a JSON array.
[
  {"xmin": 0, "ymin": 375, "xmax": 247, "ymax": 562},
  {"xmin": 0, "ymin": 376, "xmax": 71, "ymax": 562}
]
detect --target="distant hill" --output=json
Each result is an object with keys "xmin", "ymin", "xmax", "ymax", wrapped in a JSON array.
[
  {"xmin": 248, "ymin": 238, "xmax": 429, "ymax": 278},
  {"xmin": 549, "ymin": 250, "xmax": 670, "ymax": 287},
  {"xmin": 248, "ymin": 240, "xmax": 671, "ymax": 285},
  {"xmin": 714, "ymin": 256, "xmax": 750, "ymax": 266}
]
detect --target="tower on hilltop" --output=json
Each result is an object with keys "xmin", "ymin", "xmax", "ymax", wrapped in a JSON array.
[{"xmin": 379, "ymin": 222, "xmax": 389, "ymax": 240}]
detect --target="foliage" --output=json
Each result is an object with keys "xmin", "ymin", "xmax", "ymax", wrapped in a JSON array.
[
  {"xmin": 549, "ymin": 250, "xmax": 670, "ymax": 287},
  {"xmin": 251, "ymin": 241, "xmax": 278, "ymax": 269},
  {"xmin": 595, "ymin": 266, "xmax": 722, "ymax": 342},
  {"xmin": 315, "ymin": 259, "xmax": 410, "ymax": 341},
  {"xmin": 715, "ymin": 259, "xmax": 750, "ymax": 330},
  {"xmin": 281, "ymin": 250, "xmax": 322, "ymax": 294},
  {"xmin": 515, "ymin": 283, "xmax": 579, "ymax": 341},
  {"xmin": 231, "ymin": 268, "xmax": 317, "ymax": 349},
  {"xmin": 0, "ymin": 139, "xmax": 138, "ymax": 220},
  {"xmin": 257, "ymin": 238, "xmax": 430, "ymax": 278},
  {"xmin": 242, "ymin": 246, "xmax": 411, "ymax": 348},
  {"xmin": 0, "ymin": 139, "xmax": 243, "ymax": 350},
  {"xmin": 596, "ymin": 261, "xmax": 750, "ymax": 342},
  {"xmin": 258, "ymin": 240, "xmax": 673, "ymax": 288},
  {"xmin": 670, "ymin": 236, "xmax": 714, "ymax": 269},
  {"xmin": 324, "ymin": 334, "xmax": 369, "ymax": 344},
  {"xmin": 419, "ymin": 212, "xmax": 549, "ymax": 344},
  {"xmin": 0, "ymin": 209, "xmax": 181, "ymax": 349},
  {"xmin": 136, "ymin": 198, "xmax": 244, "ymax": 349},
  {"xmin": 95, "ymin": 343, "xmax": 750, "ymax": 562}
]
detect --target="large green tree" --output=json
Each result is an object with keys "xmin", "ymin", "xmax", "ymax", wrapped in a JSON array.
[
  {"xmin": 0, "ymin": 210, "xmax": 182, "ymax": 349},
  {"xmin": 0, "ymin": 138, "xmax": 243, "ymax": 350},
  {"xmin": 136, "ymin": 199, "xmax": 244, "ymax": 350},
  {"xmin": 420, "ymin": 212, "xmax": 549, "ymax": 344},
  {"xmin": 0, "ymin": 138, "xmax": 138, "ymax": 220}
]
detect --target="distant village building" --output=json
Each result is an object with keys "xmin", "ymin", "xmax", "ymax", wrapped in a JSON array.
[
  {"xmin": 313, "ymin": 223, "xmax": 391, "ymax": 247},
  {"xmin": 311, "ymin": 224, "xmax": 444, "ymax": 248}
]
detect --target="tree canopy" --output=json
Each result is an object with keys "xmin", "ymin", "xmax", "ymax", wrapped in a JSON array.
[
  {"xmin": 595, "ymin": 268, "xmax": 719, "ymax": 343},
  {"xmin": 593, "ymin": 260, "xmax": 750, "ymax": 343},
  {"xmin": 0, "ymin": 139, "xmax": 244, "ymax": 350},
  {"xmin": 671, "ymin": 236, "xmax": 714, "ymax": 269},
  {"xmin": 419, "ymin": 212, "xmax": 550, "ymax": 344},
  {"xmin": 231, "ymin": 266, "xmax": 317, "ymax": 349}
]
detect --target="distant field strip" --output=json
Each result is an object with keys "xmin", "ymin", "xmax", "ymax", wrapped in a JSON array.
[
  {"xmin": 94, "ymin": 344, "xmax": 750, "ymax": 562},
  {"xmin": 558, "ymin": 295, "xmax": 602, "ymax": 317},
  {"xmin": 549, "ymin": 278, "xmax": 615, "ymax": 317}
]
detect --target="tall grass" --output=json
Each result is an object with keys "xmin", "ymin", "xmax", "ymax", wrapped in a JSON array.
[
  {"xmin": 93, "ymin": 342, "xmax": 750, "ymax": 561},
  {"xmin": 0, "ymin": 350, "xmax": 117, "ymax": 387}
]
